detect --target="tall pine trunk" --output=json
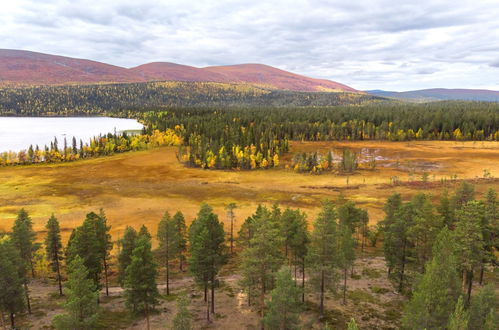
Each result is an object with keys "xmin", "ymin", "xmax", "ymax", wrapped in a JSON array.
[
  {"xmin": 301, "ymin": 257, "xmax": 306, "ymax": 303},
  {"xmin": 24, "ymin": 282, "xmax": 31, "ymax": 314},
  {"xmin": 104, "ymin": 258, "xmax": 109, "ymax": 296},
  {"xmin": 10, "ymin": 312, "xmax": 14, "ymax": 328},
  {"xmin": 479, "ymin": 263, "xmax": 485, "ymax": 285},
  {"xmin": 342, "ymin": 267, "xmax": 347, "ymax": 305},
  {"xmin": 320, "ymin": 269, "xmax": 325, "ymax": 318},
  {"xmin": 466, "ymin": 270, "xmax": 474, "ymax": 305},
  {"xmin": 230, "ymin": 216, "xmax": 234, "ymax": 255},
  {"xmin": 30, "ymin": 258, "xmax": 35, "ymax": 278},
  {"xmin": 166, "ymin": 251, "xmax": 170, "ymax": 296},
  {"xmin": 55, "ymin": 255, "xmax": 63, "ymax": 296},
  {"xmin": 145, "ymin": 301, "xmax": 150, "ymax": 330},
  {"xmin": 398, "ymin": 238, "xmax": 407, "ymax": 292}
]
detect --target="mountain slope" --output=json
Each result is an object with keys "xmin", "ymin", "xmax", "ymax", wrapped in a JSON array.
[
  {"xmin": 367, "ymin": 88, "xmax": 499, "ymax": 102},
  {"xmin": 0, "ymin": 49, "xmax": 357, "ymax": 92}
]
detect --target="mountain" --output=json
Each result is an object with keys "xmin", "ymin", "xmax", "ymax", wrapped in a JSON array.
[
  {"xmin": 0, "ymin": 49, "xmax": 357, "ymax": 92},
  {"xmin": 366, "ymin": 88, "xmax": 499, "ymax": 102}
]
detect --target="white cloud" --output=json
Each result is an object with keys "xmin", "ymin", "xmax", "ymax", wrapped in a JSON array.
[{"xmin": 1, "ymin": 0, "xmax": 499, "ymax": 90}]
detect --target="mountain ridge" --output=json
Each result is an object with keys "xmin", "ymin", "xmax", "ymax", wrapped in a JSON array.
[
  {"xmin": 0, "ymin": 49, "xmax": 357, "ymax": 92},
  {"xmin": 366, "ymin": 88, "xmax": 499, "ymax": 102}
]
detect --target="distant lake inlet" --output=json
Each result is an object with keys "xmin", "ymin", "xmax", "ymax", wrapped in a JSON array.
[{"xmin": 0, "ymin": 117, "xmax": 144, "ymax": 153}]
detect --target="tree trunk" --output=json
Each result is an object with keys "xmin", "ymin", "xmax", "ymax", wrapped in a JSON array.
[
  {"xmin": 30, "ymin": 257, "xmax": 35, "ymax": 278},
  {"xmin": 479, "ymin": 263, "xmax": 484, "ymax": 285},
  {"xmin": 207, "ymin": 292, "xmax": 211, "ymax": 323},
  {"xmin": 260, "ymin": 277, "xmax": 266, "ymax": 325},
  {"xmin": 230, "ymin": 215, "xmax": 234, "ymax": 255},
  {"xmin": 320, "ymin": 270, "xmax": 325, "ymax": 319},
  {"xmin": 24, "ymin": 282, "xmax": 31, "ymax": 314},
  {"xmin": 104, "ymin": 258, "xmax": 109, "ymax": 296},
  {"xmin": 166, "ymin": 253, "xmax": 170, "ymax": 296},
  {"xmin": 0, "ymin": 310, "xmax": 5, "ymax": 329},
  {"xmin": 145, "ymin": 302, "xmax": 150, "ymax": 330},
  {"xmin": 56, "ymin": 256, "xmax": 63, "ymax": 296},
  {"xmin": 211, "ymin": 277, "xmax": 215, "ymax": 314},
  {"xmin": 466, "ymin": 270, "xmax": 473, "ymax": 305},
  {"xmin": 399, "ymin": 238, "xmax": 407, "ymax": 293},
  {"xmin": 301, "ymin": 257, "xmax": 305, "ymax": 303},
  {"xmin": 343, "ymin": 267, "xmax": 347, "ymax": 305},
  {"xmin": 204, "ymin": 282, "xmax": 207, "ymax": 302},
  {"xmin": 10, "ymin": 312, "xmax": 14, "ymax": 328}
]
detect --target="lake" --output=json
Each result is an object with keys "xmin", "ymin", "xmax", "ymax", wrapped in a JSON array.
[{"xmin": 0, "ymin": 117, "xmax": 144, "ymax": 153}]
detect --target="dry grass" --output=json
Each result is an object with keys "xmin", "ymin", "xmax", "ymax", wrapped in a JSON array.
[{"xmin": 0, "ymin": 140, "xmax": 498, "ymax": 243}]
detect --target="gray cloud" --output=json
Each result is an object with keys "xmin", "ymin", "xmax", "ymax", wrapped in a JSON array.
[{"xmin": 1, "ymin": 0, "xmax": 499, "ymax": 90}]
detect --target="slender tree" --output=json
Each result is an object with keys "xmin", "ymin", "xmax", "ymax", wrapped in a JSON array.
[
  {"xmin": 172, "ymin": 293, "xmax": 193, "ymax": 330},
  {"xmin": 447, "ymin": 296, "xmax": 469, "ymax": 330},
  {"xmin": 118, "ymin": 226, "xmax": 137, "ymax": 287},
  {"xmin": 263, "ymin": 267, "xmax": 302, "ymax": 330},
  {"xmin": 188, "ymin": 204, "xmax": 227, "ymax": 316},
  {"xmin": 157, "ymin": 212, "xmax": 178, "ymax": 295},
  {"xmin": 481, "ymin": 188, "xmax": 498, "ymax": 284},
  {"xmin": 288, "ymin": 211, "xmax": 309, "ymax": 303},
  {"xmin": 380, "ymin": 193, "xmax": 403, "ymax": 275},
  {"xmin": 11, "ymin": 208, "xmax": 36, "ymax": 313},
  {"xmin": 45, "ymin": 214, "xmax": 64, "ymax": 296},
  {"xmin": 124, "ymin": 233, "xmax": 160, "ymax": 330},
  {"xmin": 225, "ymin": 203, "xmax": 237, "ymax": 255},
  {"xmin": 452, "ymin": 182, "xmax": 475, "ymax": 210},
  {"xmin": 347, "ymin": 318, "xmax": 360, "ymax": 330},
  {"xmin": 468, "ymin": 285, "xmax": 498, "ymax": 330},
  {"xmin": 172, "ymin": 211, "xmax": 187, "ymax": 272},
  {"xmin": 438, "ymin": 189, "xmax": 454, "ymax": 228},
  {"xmin": 0, "ymin": 236, "xmax": 25, "ymax": 328},
  {"xmin": 337, "ymin": 224, "xmax": 355, "ymax": 305},
  {"xmin": 96, "ymin": 209, "xmax": 113, "ymax": 297},
  {"xmin": 402, "ymin": 227, "xmax": 461, "ymax": 329},
  {"xmin": 308, "ymin": 200, "xmax": 338, "ymax": 318},
  {"xmin": 53, "ymin": 255, "xmax": 100, "ymax": 330}
]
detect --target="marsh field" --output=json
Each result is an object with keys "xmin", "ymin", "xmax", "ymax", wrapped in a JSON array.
[{"xmin": 1, "ymin": 140, "xmax": 497, "ymax": 241}]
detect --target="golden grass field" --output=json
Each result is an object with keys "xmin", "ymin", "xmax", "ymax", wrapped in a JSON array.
[{"xmin": 1, "ymin": 140, "xmax": 498, "ymax": 243}]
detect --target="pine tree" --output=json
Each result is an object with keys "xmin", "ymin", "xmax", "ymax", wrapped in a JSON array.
[
  {"xmin": 66, "ymin": 212, "xmax": 103, "ymax": 290},
  {"xmin": 124, "ymin": 233, "xmax": 160, "ymax": 330},
  {"xmin": 380, "ymin": 193, "xmax": 402, "ymax": 275},
  {"xmin": 188, "ymin": 204, "xmax": 227, "ymax": 316},
  {"xmin": 448, "ymin": 296, "xmax": 469, "ymax": 330},
  {"xmin": 452, "ymin": 182, "xmax": 475, "ymax": 210},
  {"xmin": 337, "ymin": 224, "xmax": 355, "ymax": 305},
  {"xmin": 157, "ymin": 212, "xmax": 178, "ymax": 295},
  {"xmin": 453, "ymin": 201, "xmax": 486, "ymax": 304},
  {"xmin": 96, "ymin": 209, "xmax": 113, "ymax": 296},
  {"xmin": 45, "ymin": 214, "xmax": 64, "ymax": 296},
  {"xmin": 118, "ymin": 226, "xmax": 137, "ymax": 287},
  {"xmin": 402, "ymin": 227, "xmax": 460, "ymax": 329},
  {"xmin": 263, "ymin": 267, "xmax": 302, "ymax": 330},
  {"xmin": 287, "ymin": 210, "xmax": 309, "ymax": 303},
  {"xmin": 0, "ymin": 236, "xmax": 25, "ymax": 328},
  {"xmin": 240, "ymin": 205, "xmax": 283, "ymax": 321},
  {"xmin": 225, "ymin": 203, "xmax": 237, "ymax": 255},
  {"xmin": 468, "ymin": 285, "xmax": 498, "ymax": 330},
  {"xmin": 172, "ymin": 293, "xmax": 192, "ymax": 330},
  {"xmin": 172, "ymin": 211, "xmax": 187, "ymax": 272},
  {"xmin": 438, "ymin": 189, "xmax": 454, "ymax": 227},
  {"xmin": 347, "ymin": 318, "xmax": 360, "ymax": 330},
  {"xmin": 53, "ymin": 255, "xmax": 99, "ymax": 330},
  {"xmin": 11, "ymin": 208, "xmax": 36, "ymax": 313},
  {"xmin": 308, "ymin": 200, "xmax": 338, "ymax": 318},
  {"xmin": 481, "ymin": 188, "xmax": 498, "ymax": 285}
]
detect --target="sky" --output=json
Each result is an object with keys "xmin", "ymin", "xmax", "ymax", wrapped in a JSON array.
[{"xmin": 1, "ymin": 0, "xmax": 499, "ymax": 91}]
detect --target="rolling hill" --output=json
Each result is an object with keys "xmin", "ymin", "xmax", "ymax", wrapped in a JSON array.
[
  {"xmin": 0, "ymin": 49, "xmax": 357, "ymax": 92},
  {"xmin": 367, "ymin": 88, "xmax": 499, "ymax": 102}
]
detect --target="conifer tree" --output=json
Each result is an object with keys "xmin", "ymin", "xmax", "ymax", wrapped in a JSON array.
[
  {"xmin": 225, "ymin": 203, "xmax": 237, "ymax": 255},
  {"xmin": 124, "ymin": 233, "xmax": 160, "ymax": 330},
  {"xmin": 468, "ymin": 284, "xmax": 498, "ymax": 330},
  {"xmin": 53, "ymin": 255, "xmax": 99, "ymax": 330},
  {"xmin": 188, "ymin": 204, "xmax": 226, "ymax": 315},
  {"xmin": 347, "ymin": 318, "xmax": 360, "ymax": 330},
  {"xmin": 172, "ymin": 211, "xmax": 187, "ymax": 272},
  {"xmin": 308, "ymin": 200, "xmax": 338, "ymax": 318},
  {"xmin": 157, "ymin": 212, "xmax": 178, "ymax": 295},
  {"xmin": 96, "ymin": 209, "xmax": 113, "ymax": 296},
  {"xmin": 172, "ymin": 293, "xmax": 192, "ymax": 330},
  {"xmin": 45, "ymin": 214, "xmax": 64, "ymax": 296},
  {"xmin": 448, "ymin": 296, "xmax": 469, "ymax": 330},
  {"xmin": 263, "ymin": 267, "xmax": 302, "ymax": 330},
  {"xmin": 453, "ymin": 201, "xmax": 486, "ymax": 304},
  {"xmin": 438, "ymin": 189, "xmax": 454, "ymax": 227},
  {"xmin": 452, "ymin": 182, "xmax": 475, "ymax": 210},
  {"xmin": 118, "ymin": 226, "xmax": 137, "ymax": 287},
  {"xmin": 402, "ymin": 227, "xmax": 460, "ymax": 329},
  {"xmin": 0, "ymin": 236, "xmax": 25, "ymax": 328},
  {"xmin": 139, "ymin": 224, "xmax": 152, "ymax": 239},
  {"xmin": 337, "ymin": 224, "xmax": 355, "ymax": 305},
  {"xmin": 240, "ymin": 205, "xmax": 283, "ymax": 320},
  {"xmin": 380, "ymin": 193, "xmax": 402, "ymax": 275},
  {"xmin": 11, "ymin": 208, "xmax": 36, "ymax": 313},
  {"xmin": 288, "ymin": 210, "xmax": 309, "ymax": 303},
  {"xmin": 481, "ymin": 188, "xmax": 498, "ymax": 284}
]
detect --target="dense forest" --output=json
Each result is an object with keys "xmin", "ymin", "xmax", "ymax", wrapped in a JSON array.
[{"xmin": 0, "ymin": 183, "xmax": 497, "ymax": 329}]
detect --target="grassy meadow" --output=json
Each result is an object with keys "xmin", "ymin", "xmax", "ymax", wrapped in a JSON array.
[{"xmin": 1, "ymin": 140, "xmax": 498, "ymax": 243}]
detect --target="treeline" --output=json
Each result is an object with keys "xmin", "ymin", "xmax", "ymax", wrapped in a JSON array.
[
  {"xmin": 0, "ymin": 129, "xmax": 181, "ymax": 166},
  {"xmin": 292, "ymin": 149, "xmax": 363, "ymax": 174},
  {"xmin": 1, "ymin": 184, "xmax": 496, "ymax": 329},
  {"xmin": 0, "ymin": 82, "xmax": 380, "ymax": 116}
]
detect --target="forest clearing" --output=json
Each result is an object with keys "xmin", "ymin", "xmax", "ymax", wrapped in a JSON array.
[{"xmin": 1, "ymin": 140, "xmax": 497, "ymax": 242}]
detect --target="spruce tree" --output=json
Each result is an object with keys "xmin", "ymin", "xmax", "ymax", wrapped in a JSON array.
[
  {"xmin": 468, "ymin": 284, "xmax": 498, "ymax": 330},
  {"xmin": 337, "ymin": 224, "xmax": 355, "ymax": 305},
  {"xmin": 172, "ymin": 211, "xmax": 187, "ymax": 272},
  {"xmin": 157, "ymin": 212, "xmax": 178, "ymax": 295},
  {"xmin": 438, "ymin": 189, "xmax": 454, "ymax": 227},
  {"xmin": 124, "ymin": 233, "xmax": 160, "ymax": 330},
  {"xmin": 263, "ymin": 267, "xmax": 302, "ymax": 330},
  {"xmin": 225, "ymin": 203, "xmax": 237, "ymax": 255},
  {"xmin": 240, "ymin": 205, "xmax": 283, "ymax": 321},
  {"xmin": 0, "ymin": 237, "xmax": 25, "ymax": 328},
  {"xmin": 308, "ymin": 200, "xmax": 338, "ymax": 318},
  {"xmin": 402, "ymin": 227, "xmax": 460, "ymax": 329},
  {"xmin": 448, "ymin": 296, "xmax": 469, "ymax": 330},
  {"xmin": 452, "ymin": 182, "xmax": 475, "ymax": 210},
  {"xmin": 11, "ymin": 208, "xmax": 36, "ymax": 313},
  {"xmin": 172, "ymin": 293, "xmax": 192, "ymax": 330},
  {"xmin": 347, "ymin": 318, "xmax": 360, "ymax": 330},
  {"xmin": 53, "ymin": 255, "xmax": 99, "ymax": 330},
  {"xmin": 481, "ymin": 188, "xmax": 498, "ymax": 285},
  {"xmin": 453, "ymin": 201, "xmax": 486, "ymax": 304},
  {"xmin": 288, "ymin": 210, "xmax": 309, "ymax": 303},
  {"xmin": 96, "ymin": 209, "xmax": 113, "ymax": 296},
  {"xmin": 45, "ymin": 214, "xmax": 64, "ymax": 296},
  {"xmin": 380, "ymin": 193, "xmax": 402, "ymax": 275},
  {"xmin": 188, "ymin": 204, "xmax": 226, "ymax": 316},
  {"xmin": 118, "ymin": 226, "xmax": 137, "ymax": 287}
]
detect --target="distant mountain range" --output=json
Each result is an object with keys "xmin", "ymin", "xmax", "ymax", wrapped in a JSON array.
[
  {"xmin": 366, "ymin": 88, "xmax": 499, "ymax": 102},
  {"xmin": 0, "ymin": 49, "xmax": 357, "ymax": 92}
]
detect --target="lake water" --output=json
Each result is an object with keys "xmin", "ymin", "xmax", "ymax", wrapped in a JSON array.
[{"xmin": 0, "ymin": 117, "xmax": 144, "ymax": 153}]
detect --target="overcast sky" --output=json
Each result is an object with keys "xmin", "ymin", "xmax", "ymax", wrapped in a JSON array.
[{"xmin": 1, "ymin": 0, "xmax": 499, "ymax": 91}]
